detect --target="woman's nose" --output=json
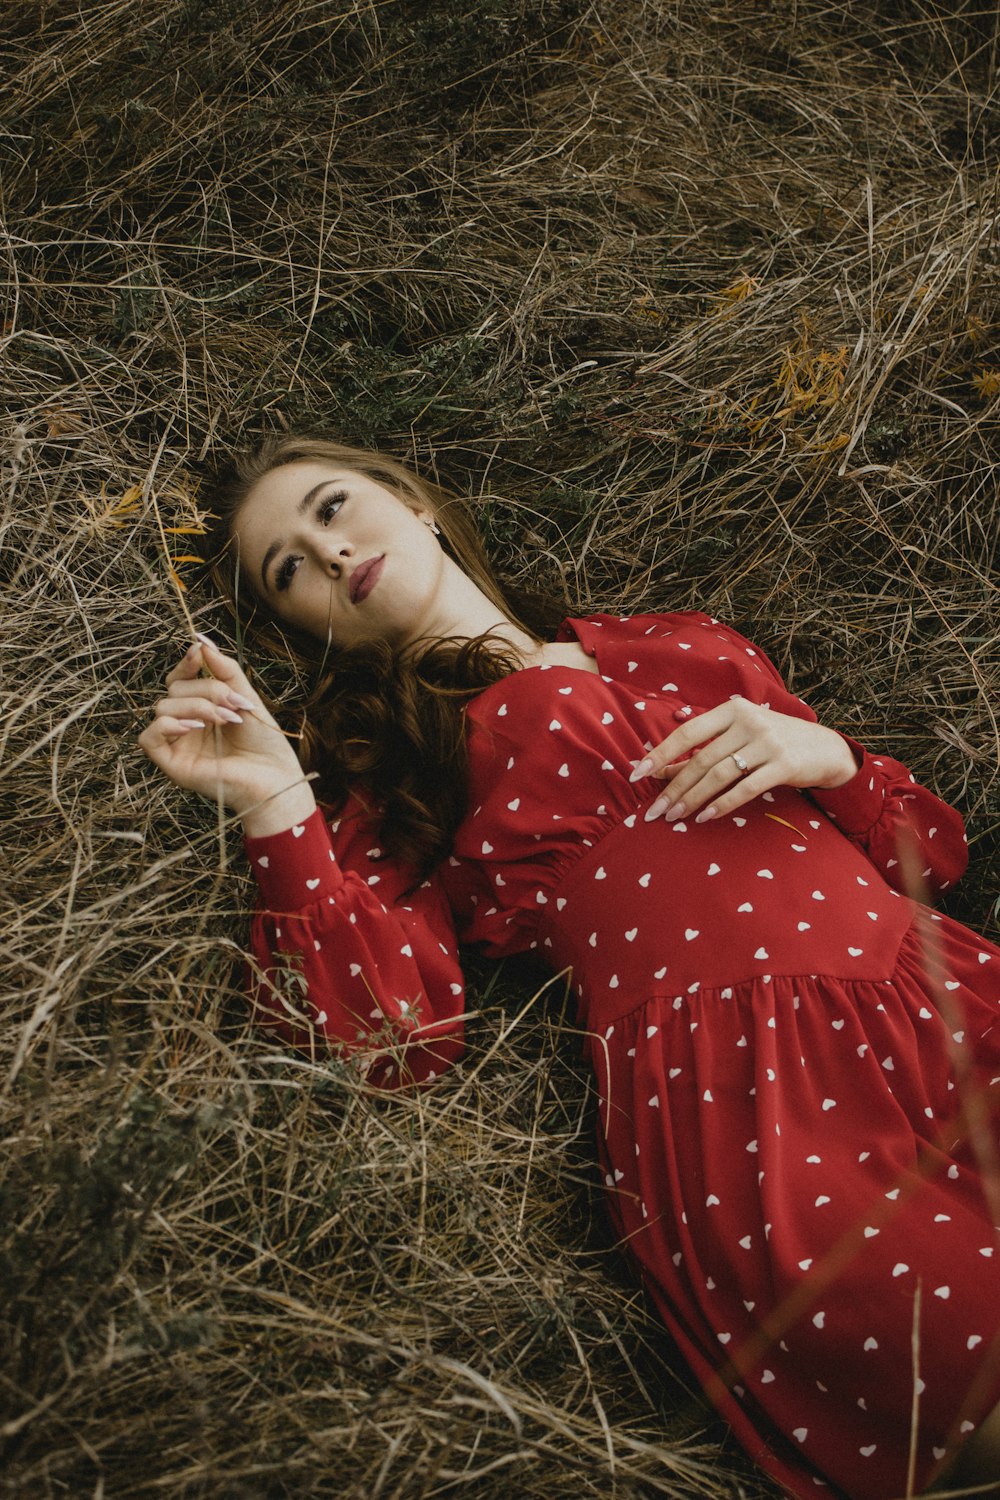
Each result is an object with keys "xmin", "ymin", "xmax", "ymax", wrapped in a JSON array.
[{"xmin": 312, "ymin": 535, "xmax": 352, "ymax": 572}]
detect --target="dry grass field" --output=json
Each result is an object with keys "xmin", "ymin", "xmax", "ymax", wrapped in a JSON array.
[{"xmin": 2, "ymin": 1, "xmax": 998, "ymax": 1495}]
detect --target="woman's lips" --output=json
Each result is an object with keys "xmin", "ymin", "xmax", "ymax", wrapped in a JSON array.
[{"xmin": 350, "ymin": 555, "xmax": 385, "ymax": 604}]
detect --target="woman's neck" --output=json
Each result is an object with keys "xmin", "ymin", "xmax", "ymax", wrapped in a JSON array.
[{"xmin": 398, "ymin": 559, "xmax": 544, "ymax": 669}]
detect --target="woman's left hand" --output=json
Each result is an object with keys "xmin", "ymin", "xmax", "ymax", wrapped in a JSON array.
[{"xmin": 631, "ymin": 696, "xmax": 860, "ymax": 823}]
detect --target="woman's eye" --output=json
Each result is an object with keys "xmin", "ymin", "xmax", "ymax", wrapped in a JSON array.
[
  {"xmin": 274, "ymin": 492, "xmax": 347, "ymax": 591},
  {"xmin": 275, "ymin": 555, "xmax": 298, "ymax": 591},
  {"xmin": 319, "ymin": 490, "xmax": 346, "ymax": 523}
]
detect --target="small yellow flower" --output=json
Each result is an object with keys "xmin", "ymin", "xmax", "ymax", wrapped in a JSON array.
[{"xmin": 972, "ymin": 368, "xmax": 1000, "ymax": 400}]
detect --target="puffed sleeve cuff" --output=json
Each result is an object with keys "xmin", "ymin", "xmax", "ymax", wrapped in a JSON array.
[
  {"xmin": 243, "ymin": 803, "xmax": 345, "ymax": 911},
  {"xmin": 808, "ymin": 734, "xmax": 887, "ymax": 836}
]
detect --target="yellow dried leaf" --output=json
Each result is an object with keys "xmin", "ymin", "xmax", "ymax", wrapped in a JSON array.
[
  {"xmin": 966, "ymin": 315, "xmax": 986, "ymax": 346},
  {"xmin": 45, "ymin": 409, "xmax": 82, "ymax": 437},
  {"xmin": 772, "ymin": 332, "xmax": 847, "ymax": 412},
  {"xmin": 80, "ymin": 482, "xmax": 143, "ymax": 530},
  {"xmin": 708, "ymin": 276, "xmax": 758, "ymax": 318},
  {"xmin": 764, "ymin": 812, "xmax": 808, "ymax": 839},
  {"xmin": 721, "ymin": 275, "xmax": 757, "ymax": 303},
  {"xmin": 633, "ymin": 294, "xmax": 663, "ymax": 323}
]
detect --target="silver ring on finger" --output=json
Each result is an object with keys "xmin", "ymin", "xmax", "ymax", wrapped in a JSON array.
[{"xmin": 731, "ymin": 752, "xmax": 750, "ymax": 775}]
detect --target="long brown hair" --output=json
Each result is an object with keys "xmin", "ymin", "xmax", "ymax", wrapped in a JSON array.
[{"xmin": 202, "ymin": 435, "xmax": 568, "ymax": 887}]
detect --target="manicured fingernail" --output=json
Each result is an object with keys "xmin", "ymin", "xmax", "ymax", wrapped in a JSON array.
[
  {"xmin": 218, "ymin": 707, "xmax": 243, "ymax": 724},
  {"xmin": 195, "ymin": 631, "xmax": 216, "ymax": 648},
  {"xmin": 629, "ymin": 759, "xmax": 653, "ymax": 782},
  {"xmin": 664, "ymin": 801, "xmax": 686, "ymax": 820},
  {"xmin": 695, "ymin": 805, "xmax": 717, "ymax": 823},
  {"xmin": 178, "ymin": 718, "xmax": 206, "ymax": 729},
  {"xmin": 644, "ymin": 799, "xmax": 665, "ymax": 822},
  {"xmin": 226, "ymin": 692, "xmax": 255, "ymax": 710}
]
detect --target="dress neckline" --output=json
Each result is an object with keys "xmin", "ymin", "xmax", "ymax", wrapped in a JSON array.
[{"xmin": 463, "ymin": 618, "xmax": 603, "ymax": 715}]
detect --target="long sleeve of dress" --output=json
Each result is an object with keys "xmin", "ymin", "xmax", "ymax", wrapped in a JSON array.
[
  {"xmin": 707, "ymin": 618, "xmax": 970, "ymax": 899},
  {"xmin": 241, "ymin": 792, "xmax": 465, "ymax": 1088}
]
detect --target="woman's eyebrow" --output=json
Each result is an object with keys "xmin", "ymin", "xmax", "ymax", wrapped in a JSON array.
[{"xmin": 260, "ymin": 479, "xmax": 343, "ymax": 591}]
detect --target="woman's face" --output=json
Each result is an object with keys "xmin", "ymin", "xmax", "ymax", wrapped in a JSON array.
[{"xmin": 233, "ymin": 461, "xmax": 446, "ymax": 649}]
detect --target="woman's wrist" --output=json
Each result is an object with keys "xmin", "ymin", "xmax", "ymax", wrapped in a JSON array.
[
  {"xmin": 239, "ymin": 776, "xmax": 318, "ymax": 839},
  {"xmin": 813, "ymin": 732, "xmax": 863, "ymax": 789}
]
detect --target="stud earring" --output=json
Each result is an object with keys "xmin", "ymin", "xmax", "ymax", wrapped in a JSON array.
[{"xmin": 427, "ymin": 521, "xmax": 441, "ymax": 535}]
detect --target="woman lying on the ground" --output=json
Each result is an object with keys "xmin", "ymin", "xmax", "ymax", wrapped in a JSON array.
[{"xmin": 139, "ymin": 433, "xmax": 1000, "ymax": 1499}]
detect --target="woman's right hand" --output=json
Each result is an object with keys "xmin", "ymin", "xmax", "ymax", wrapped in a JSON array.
[{"xmin": 138, "ymin": 635, "xmax": 309, "ymax": 818}]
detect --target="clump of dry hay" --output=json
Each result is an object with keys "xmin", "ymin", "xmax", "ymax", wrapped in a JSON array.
[{"xmin": 1, "ymin": 1, "xmax": 997, "ymax": 1495}]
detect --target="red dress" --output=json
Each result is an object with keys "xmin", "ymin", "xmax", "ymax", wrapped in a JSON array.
[{"xmin": 243, "ymin": 612, "xmax": 1000, "ymax": 1499}]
